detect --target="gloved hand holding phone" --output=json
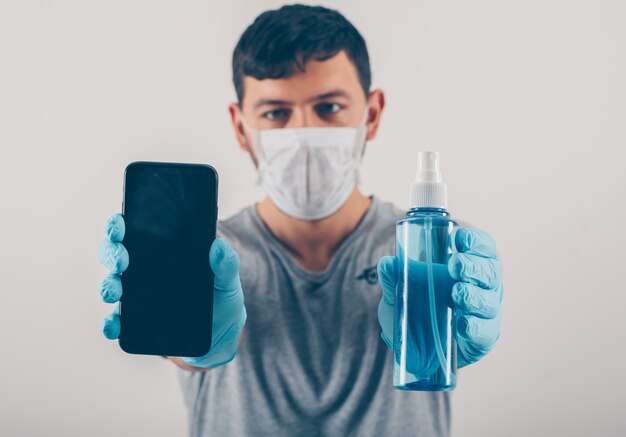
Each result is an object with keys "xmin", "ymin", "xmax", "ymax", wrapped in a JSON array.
[{"xmin": 98, "ymin": 213, "xmax": 247, "ymax": 368}]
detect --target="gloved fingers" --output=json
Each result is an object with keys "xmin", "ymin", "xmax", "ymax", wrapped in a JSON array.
[
  {"xmin": 100, "ymin": 214, "xmax": 125, "ymax": 341},
  {"xmin": 100, "ymin": 273, "xmax": 123, "ymax": 303},
  {"xmin": 105, "ymin": 213, "xmax": 125, "ymax": 243},
  {"xmin": 448, "ymin": 253, "xmax": 500, "ymax": 289},
  {"xmin": 99, "ymin": 239, "xmax": 129, "ymax": 274},
  {"xmin": 377, "ymin": 299, "xmax": 394, "ymax": 348},
  {"xmin": 209, "ymin": 238, "xmax": 241, "ymax": 296},
  {"xmin": 377, "ymin": 256, "xmax": 397, "ymax": 306},
  {"xmin": 456, "ymin": 310, "xmax": 501, "ymax": 358},
  {"xmin": 376, "ymin": 256, "xmax": 397, "ymax": 349},
  {"xmin": 454, "ymin": 227, "xmax": 497, "ymax": 258},
  {"xmin": 451, "ymin": 282, "xmax": 502, "ymax": 319},
  {"xmin": 102, "ymin": 303, "xmax": 121, "ymax": 340}
]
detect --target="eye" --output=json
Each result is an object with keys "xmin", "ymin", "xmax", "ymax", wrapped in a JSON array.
[
  {"xmin": 262, "ymin": 108, "xmax": 291, "ymax": 121},
  {"xmin": 315, "ymin": 102, "xmax": 342, "ymax": 117}
]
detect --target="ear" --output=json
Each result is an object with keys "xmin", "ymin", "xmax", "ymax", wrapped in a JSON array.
[
  {"xmin": 364, "ymin": 89, "xmax": 386, "ymax": 141},
  {"xmin": 228, "ymin": 103, "xmax": 251, "ymax": 152}
]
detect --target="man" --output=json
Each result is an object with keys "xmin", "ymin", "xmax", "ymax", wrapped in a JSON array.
[{"xmin": 98, "ymin": 4, "xmax": 502, "ymax": 436}]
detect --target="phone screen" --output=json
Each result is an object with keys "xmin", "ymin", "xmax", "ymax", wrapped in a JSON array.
[{"xmin": 120, "ymin": 162, "xmax": 217, "ymax": 357}]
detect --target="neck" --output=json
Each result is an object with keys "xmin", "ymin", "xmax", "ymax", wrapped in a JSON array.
[{"xmin": 255, "ymin": 187, "xmax": 373, "ymax": 272}]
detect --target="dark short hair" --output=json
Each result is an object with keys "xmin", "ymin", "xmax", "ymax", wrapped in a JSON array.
[{"xmin": 232, "ymin": 4, "xmax": 371, "ymax": 104}]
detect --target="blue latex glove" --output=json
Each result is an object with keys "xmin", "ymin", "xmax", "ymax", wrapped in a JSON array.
[
  {"xmin": 377, "ymin": 227, "xmax": 503, "ymax": 368},
  {"xmin": 98, "ymin": 213, "xmax": 247, "ymax": 368}
]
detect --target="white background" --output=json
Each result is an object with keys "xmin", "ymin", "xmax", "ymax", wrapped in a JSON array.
[{"xmin": 1, "ymin": 1, "xmax": 624, "ymax": 436}]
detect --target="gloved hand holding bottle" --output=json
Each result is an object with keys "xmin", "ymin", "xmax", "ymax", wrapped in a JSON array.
[
  {"xmin": 98, "ymin": 213, "xmax": 247, "ymax": 368},
  {"xmin": 377, "ymin": 226, "xmax": 503, "ymax": 369}
]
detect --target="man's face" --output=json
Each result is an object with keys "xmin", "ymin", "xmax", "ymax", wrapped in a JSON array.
[{"xmin": 229, "ymin": 50, "xmax": 385, "ymax": 166}]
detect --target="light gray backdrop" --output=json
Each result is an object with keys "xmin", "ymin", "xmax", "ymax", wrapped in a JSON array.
[{"xmin": 1, "ymin": 0, "xmax": 624, "ymax": 436}]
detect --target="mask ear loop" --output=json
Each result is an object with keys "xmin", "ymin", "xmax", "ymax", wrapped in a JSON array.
[
  {"xmin": 239, "ymin": 114, "xmax": 266, "ymax": 186},
  {"xmin": 239, "ymin": 113, "xmax": 254, "ymax": 140},
  {"xmin": 359, "ymin": 105, "xmax": 370, "ymax": 128},
  {"xmin": 358, "ymin": 105, "xmax": 370, "ymax": 147},
  {"xmin": 354, "ymin": 106, "xmax": 370, "ymax": 186}
]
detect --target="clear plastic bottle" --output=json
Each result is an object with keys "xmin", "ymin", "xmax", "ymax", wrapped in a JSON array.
[{"xmin": 394, "ymin": 151, "xmax": 458, "ymax": 391}]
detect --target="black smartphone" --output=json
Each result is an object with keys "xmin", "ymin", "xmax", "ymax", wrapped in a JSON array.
[{"xmin": 120, "ymin": 161, "xmax": 218, "ymax": 357}]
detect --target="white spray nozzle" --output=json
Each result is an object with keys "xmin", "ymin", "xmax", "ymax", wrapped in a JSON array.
[
  {"xmin": 409, "ymin": 150, "xmax": 448, "ymax": 209},
  {"xmin": 416, "ymin": 151, "xmax": 442, "ymax": 182}
]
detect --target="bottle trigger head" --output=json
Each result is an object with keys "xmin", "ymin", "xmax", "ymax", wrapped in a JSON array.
[{"xmin": 409, "ymin": 151, "xmax": 447, "ymax": 209}]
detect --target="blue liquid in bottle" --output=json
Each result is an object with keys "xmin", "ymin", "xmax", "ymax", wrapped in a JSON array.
[{"xmin": 393, "ymin": 151, "xmax": 458, "ymax": 391}]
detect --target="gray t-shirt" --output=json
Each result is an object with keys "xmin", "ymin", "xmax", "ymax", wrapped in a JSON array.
[{"xmin": 176, "ymin": 195, "xmax": 451, "ymax": 436}]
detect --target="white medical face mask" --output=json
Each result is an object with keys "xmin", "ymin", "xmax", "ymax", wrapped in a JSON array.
[{"xmin": 241, "ymin": 109, "xmax": 369, "ymax": 221}]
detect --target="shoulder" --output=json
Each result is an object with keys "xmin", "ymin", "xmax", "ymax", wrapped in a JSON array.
[
  {"xmin": 366, "ymin": 196, "xmax": 405, "ymax": 248},
  {"xmin": 216, "ymin": 203, "xmax": 276, "ymax": 256},
  {"xmin": 215, "ymin": 204, "xmax": 263, "ymax": 251},
  {"xmin": 215, "ymin": 204, "xmax": 267, "ymax": 284},
  {"xmin": 372, "ymin": 196, "xmax": 405, "ymax": 225}
]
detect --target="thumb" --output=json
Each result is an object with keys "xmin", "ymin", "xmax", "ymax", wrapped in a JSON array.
[
  {"xmin": 377, "ymin": 256, "xmax": 397, "ymax": 306},
  {"xmin": 209, "ymin": 238, "xmax": 241, "ymax": 296},
  {"xmin": 377, "ymin": 256, "xmax": 397, "ymax": 348}
]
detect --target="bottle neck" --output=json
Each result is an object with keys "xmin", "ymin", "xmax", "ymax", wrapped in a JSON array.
[{"xmin": 405, "ymin": 207, "xmax": 450, "ymax": 219}]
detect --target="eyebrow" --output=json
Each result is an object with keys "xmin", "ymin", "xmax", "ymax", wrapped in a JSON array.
[{"xmin": 253, "ymin": 89, "xmax": 351, "ymax": 110}]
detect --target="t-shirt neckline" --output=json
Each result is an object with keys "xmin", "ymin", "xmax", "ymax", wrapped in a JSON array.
[{"xmin": 248, "ymin": 195, "xmax": 379, "ymax": 283}]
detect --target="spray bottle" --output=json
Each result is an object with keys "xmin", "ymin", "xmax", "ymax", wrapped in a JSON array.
[{"xmin": 394, "ymin": 151, "xmax": 458, "ymax": 391}]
